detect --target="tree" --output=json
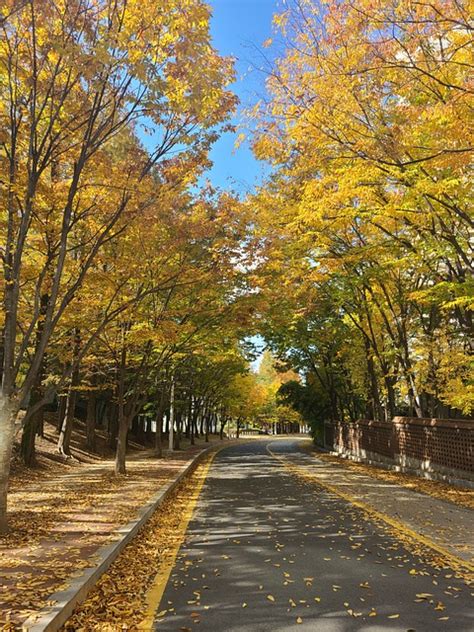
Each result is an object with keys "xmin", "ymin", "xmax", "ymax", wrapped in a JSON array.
[
  {"xmin": 249, "ymin": 0, "xmax": 473, "ymax": 424},
  {"xmin": 0, "ymin": 0, "xmax": 236, "ymax": 530}
]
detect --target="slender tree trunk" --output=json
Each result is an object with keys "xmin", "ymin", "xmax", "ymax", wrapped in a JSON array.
[
  {"xmin": 154, "ymin": 388, "xmax": 166, "ymax": 458},
  {"xmin": 168, "ymin": 377, "xmax": 175, "ymax": 452},
  {"xmin": 364, "ymin": 337, "xmax": 382, "ymax": 421},
  {"xmin": 20, "ymin": 289, "xmax": 50, "ymax": 464},
  {"xmin": 57, "ymin": 394, "xmax": 67, "ymax": 432},
  {"xmin": 0, "ymin": 397, "xmax": 16, "ymax": 532},
  {"xmin": 57, "ymin": 379, "xmax": 78, "ymax": 457},
  {"xmin": 155, "ymin": 409, "xmax": 163, "ymax": 458},
  {"xmin": 115, "ymin": 413, "xmax": 128, "ymax": 475},
  {"xmin": 21, "ymin": 369, "xmax": 46, "ymax": 465},
  {"xmin": 86, "ymin": 390, "xmax": 97, "ymax": 452},
  {"xmin": 384, "ymin": 375, "xmax": 397, "ymax": 421},
  {"xmin": 57, "ymin": 330, "xmax": 81, "ymax": 456},
  {"xmin": 188, "ymin": 401, "xmax": 193, "ymax": 445},
  {"xmin": 219, "ymin": 415, "xmax": 227, "ymax": 440},
  {"xmin": 109, "ymin": 402, "xmax": 118, "ymax": 450},
  {"xmin": 200, "ymin": 409, "xmax": 205, "ymax": 436},
  {"xmin": 20, "ymin": 384, "xmax": 43, "ymax": 466},
  {"xmin": 175, "ymin": 412, "xmax": 181, "ymax": 450},
  {"xmin": 194, "ymin": 399, "xmax": 201, "ymax": 438},
  {"xmin": 115, "ymin": 345, "xmax": 128, "ymax": 475}
]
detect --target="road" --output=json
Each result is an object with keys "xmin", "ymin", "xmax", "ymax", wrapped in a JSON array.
[{"xmin": 149, "ymin": 439, "xmax": 473, "ymax": 631}]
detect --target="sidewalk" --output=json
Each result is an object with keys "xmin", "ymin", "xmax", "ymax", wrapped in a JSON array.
[
  {"xmin": 286, "ymin": 443, "xmax": 474, "ymax": 568},
  {"xmin": 0, "ymin": 438, "xmax": 225, "ymax": 630}
]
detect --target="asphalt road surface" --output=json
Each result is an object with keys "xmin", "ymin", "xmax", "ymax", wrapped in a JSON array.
[{"xmin": 152, "ymin": 439, "xmax": 473, "ymax": 631}]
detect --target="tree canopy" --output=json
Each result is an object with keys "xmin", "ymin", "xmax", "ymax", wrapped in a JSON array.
[
  {"xmin": 248, "ymin": 0, "xmax": 473, "ymax": 427},
  {"xmin": 0, "ymin": 0, "xmax": 471, "ymax": 532}
]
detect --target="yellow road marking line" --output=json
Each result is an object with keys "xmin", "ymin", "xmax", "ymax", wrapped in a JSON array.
[
  {"xmin": 139, "ymin": 442, "xmax": 248, "ymax": 629},
  {"xmin": 139, "ymin": 452, "xmax": 218, "ymax": 629},
  {"xmin": 266, "ymin": 444, "xmax": 474, "ymax": 577}
]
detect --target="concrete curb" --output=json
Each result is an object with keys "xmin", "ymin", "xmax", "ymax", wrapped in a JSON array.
[{"xmin": 21, "ymin": 443, "xmax": 225, "ymax": 632}]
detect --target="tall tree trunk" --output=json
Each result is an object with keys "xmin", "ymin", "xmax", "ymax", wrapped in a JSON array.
[
  {"xmin": 154, "ymin": 388, "xmax": 166, "ymax": 458},
  {"xmin": 86, "ymin": 390, "xmax": 97, "ymax": 452},
  {"xmin": 57, "ymin": 379, "xmax": 78, "ymax": 457},
  {"xmin": 20, "ymin": 292, "xmax": 49, "ymax": 464},
  {"xmin": 57, "ymin": 330, "xmax": 81, "ymax": 456},
  {"xmin": 115, "ymin": 345, "xmax": 128, "ymax": 475},
  {"xmin": 115, "ymin": 412, "xmax": 128, "ymax": 475},
  {"xmin": 384, "ymin": 374, "xmax": 397, "ymax": 421},
  {"xmin": 0, "ymin": 398, "xmax": 16, "ymax": 532},
  {"xmin": 57, "ymin": 394, "xmax": 67, "ymax": 432},
  {"xmin": 190, "ymin": 396, "xmax": 197, "ymax": 446},
  {"xmin": 364, "ymin": 337, "xmax": 382, "ymax": 421},
  {"xmin": 20, "ymin": 386, "xmax": 43, "ymax": 466},
  {"xmin": 168, "ymin": 377, "xmax": 175, "ymax": 452},
  {"xmin": 219, "ymin": 415, "xmax": 227, "ymax": 440},
  {"xmin": 200, "ymin": 408, "xmax": 205, "ymax": 436},
  {"xmin": 155, "ymin": 409, "xmax": 163, "ymax": 458},
  {"xmin": 175, "ymin": 411, "xmax": 181, "ymax": 450},
  {"xmin": 109, "ymin": 402, "xmax": 118, "ymax": 451}
]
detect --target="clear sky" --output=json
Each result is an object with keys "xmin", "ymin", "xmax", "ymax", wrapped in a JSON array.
[
  {"xmin": 207, "ymin": 1, "xmax": 280, "ymax": 366},
  {"xmin": 206, "ymin": 0, "xmax": 279, "ymax": 196}
]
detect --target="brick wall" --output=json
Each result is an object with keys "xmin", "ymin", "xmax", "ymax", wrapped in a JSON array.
[{"xmin": 327, "ymin": 417, "xmax": 474, "ymax": 479}]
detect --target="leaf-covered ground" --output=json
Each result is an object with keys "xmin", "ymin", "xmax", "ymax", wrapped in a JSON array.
[
  {"xmin": 60, "ymin": 453, "xmax": 215, "ymax": 631},
  {"xmin": 0, "ymin": 424, "xmax": 224, "ymax": 631},
  {"xmin": 311, "ymin": 448, "xmax": 473, "ymax": 510}
]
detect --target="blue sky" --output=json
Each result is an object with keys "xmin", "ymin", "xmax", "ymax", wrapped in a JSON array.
[
  {"xmin": 207, "ymin": 0, "xmax": 279, "ymax": 196},
  {"xmin": 207, "ymin": 1, "xmax": 280, "ymax": 367}
]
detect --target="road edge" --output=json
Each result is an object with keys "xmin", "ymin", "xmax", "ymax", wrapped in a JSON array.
[
  {"xmin": 266, "ymin": 443, "xmax": 474, "ymax": 579},
  {"xmin": 21, "ymin": 442, "xmax": 234, "ymax": 632},
  {"xmin": 139, "ymin": 448, "xmax": 220, "ymax": 629}
]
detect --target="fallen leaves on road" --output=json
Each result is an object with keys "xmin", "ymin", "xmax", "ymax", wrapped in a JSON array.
[
  {"xmin": 60, "ymin": 452, "xmax": 217, "ymax": 631},
  {"xmin": 312, "ymin": 450, "xmax": 473, "ymax": 510},
  {"xmin": 0, "ymin": 430, "xmax": 215, "ymax": 630}
]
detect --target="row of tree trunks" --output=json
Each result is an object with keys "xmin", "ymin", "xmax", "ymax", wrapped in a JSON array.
[{"xmin": 16, "ymin": 363, "xmax": 234, "ymax": 479}]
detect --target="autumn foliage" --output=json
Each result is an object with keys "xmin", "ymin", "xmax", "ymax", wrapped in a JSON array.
[
  {"xmin": 0, "ymin": 0, "xmax": 472, "ymax": 533},
  {"xmin": 0, "ymin": 0, "xmax": 252, "ymax": 530},
  {"xmin": 250, "ymin": 0, "xmax": 473, "ymax": 431}
]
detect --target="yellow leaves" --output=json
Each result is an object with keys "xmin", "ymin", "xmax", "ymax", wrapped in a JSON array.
[
  {"xmin": 266, "ymin": 594, "xmax": 275, "ymax": 602},
  {"xmin": 60, "ymin": 454, "xmax": 215, "ymax": 629},
  {"xmin": 273, "ymin": 11, "xmax": 289, "ymax": 30},
  {"xmin": 235, "ymin": 132, "xmax": 247, "ymax": 150},
  {"xmin": 249, "ymin": 0, "xmax": 472, "ymax": 399}
]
